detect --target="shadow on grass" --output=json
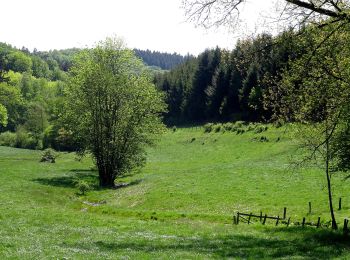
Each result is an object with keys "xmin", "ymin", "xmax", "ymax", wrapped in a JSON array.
[
  {"xmin": 70, "ymin": 228, "xmax": 350, "ymax": 258},
  {"xmin": 32, "ymin": 169, "xmax": 99, "ymax": 189},
  {"xmin": 33, "ymin": 169, "xmax": 143, "ymax": 191}
]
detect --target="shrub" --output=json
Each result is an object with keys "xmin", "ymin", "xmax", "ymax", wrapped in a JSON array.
[
  {"xmin": 15, "ymin": 126, "xmax": 37, "ymax": 149},
  {"xmin": 260, "ymin": 136, "xmax": 269, "ymax": 142},
  {"xmin": 75, "ymin": 180, "xmax": 90, "ymax": 195},
  {"xmin": 230, "ymin": 126, "xmax": 238, "ymax": 132},
  {"xmin": 254, "ymin": 125, "xmax": 268, "ymax": 134},
  {"xmin": 247, "ymin": 123, "xmax": 257, "ymax": 132},
  {"xmin": 0, "ymin": 131, "xmax": 17, "ymax": 147},
  {"xmin": 234, "ymin": 121, "xmax": 246, "ymax": 128},
  {"xmin": 223, "ymin": 123, "xmax": 234, "ymax": 131},
  {"xmin": 43, "ymin": 125, "xmax": 54, "ymax": 149},
  {"xmin": 40, "ymin": 148, "xmax": 56, "ymax": 163},
  {"xmin": 204, "ymin": 123, "xmax": 214, "ymax": 133},
  {"xmin": 236, "ymin": 128, "xmax": 245, "ymax": 134},
  {"xmin": 274, "ymin": 120, "xmax": 284, "ymax": 128},
  {"xmin": 214, "ymin": 124, "xmax": 222, "ymax": 133}
]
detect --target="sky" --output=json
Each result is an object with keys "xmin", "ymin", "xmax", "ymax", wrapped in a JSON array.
[{"xmin": 1, "ymin": 0, "xmax": 278, "ymax": 55}]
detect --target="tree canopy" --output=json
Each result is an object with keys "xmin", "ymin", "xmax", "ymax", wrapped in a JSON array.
[{"xmin": 64, "ymin": 38, "xmax": 166, "ymax": 187}]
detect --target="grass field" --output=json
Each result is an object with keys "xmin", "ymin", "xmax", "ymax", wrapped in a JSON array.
[{"xmin": 1, "ymin": 124, "xmax": 350, "ymax": 259}]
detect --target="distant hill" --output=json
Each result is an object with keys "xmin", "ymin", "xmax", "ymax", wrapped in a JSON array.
[
  {"xmin": 34, "ymin": 47, "xmax": 191, "ymax": 72},
  {"xmin": 134, "ymin": 49, "xmax": 192, "ymax": 70},
  {"xmin": 0, "ymin": 42, "xmax": 192, "ymax": 81}
]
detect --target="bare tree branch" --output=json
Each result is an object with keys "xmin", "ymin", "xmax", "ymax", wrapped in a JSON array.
[{"xmin": 183, "ymin": 0, "xmax": 350, "ymax": 29}]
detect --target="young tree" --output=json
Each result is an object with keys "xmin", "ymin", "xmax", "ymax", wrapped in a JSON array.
[
  {"xmin": 272, "ymin": 25, "xmax": 350, "ymax": 229},
  {"xmin": 64, "ymin": 38, "xmax": 166, "ymax": 187}
]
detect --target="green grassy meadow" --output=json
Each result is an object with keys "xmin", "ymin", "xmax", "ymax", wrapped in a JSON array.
[{"xmin": 1, "ymin": 125, "xmax": 350, "ymax": 259}]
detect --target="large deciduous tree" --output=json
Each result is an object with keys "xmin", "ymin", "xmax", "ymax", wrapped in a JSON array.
[{"xmin": 65, "ymin": 38, "xmax": 166, "ymax": 187}]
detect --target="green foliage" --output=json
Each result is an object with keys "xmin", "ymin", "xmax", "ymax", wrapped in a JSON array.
[
  {"xmin": 254, "ymin": 125, "xmax": 268, "ymax": 134},
  {"xmin": 75, "ymin": 179, "xmax": 90, "ymax": 195},
  {"xmin": 15, "ymin": 126, "xmax": 37, "ymax": 149},
  {"xmin": 268, "ymin": 24, "xmax": 350, "ymax": 229},
  {"xmin": 0, "ymin": 131, "xmax": 16, "ymax": 146},
  {"xmin": 214, "ymin": 124, "xmax": 222, "ymax": 132},
  {"xmin": 40, "ymin": 148, "xmax": 56, "ymax": 163},
  {"xmin": 6, "ymin": 51, "xmax": 32, "ymax": 73},
  {"xmin": 65, "ymin": 37, "xmax": 166, "ymax": 187},
  {"xmin": 156, "ymin": 30, "xmax": 303, "ymax": 123},
  {"xmin": 134, "ymin": 49, "xmax": 190, "ymax": 70},
  {"xmin": 25, "ymin": 102, "xmax": 48, "ymax": 135},
  {"xmin": 222, "ymin": 122, "xmax": 234, "ymax": 131},
  {"xmin": 333, "ymin": 120, "xmax": 350, "ymax": 172},
  {"xmin": 31, "ymin": 55, "xmax": 50, "ymax": 79},
  {"xmin": 0, "ymin": 82, "xmax": 24, "ymax": 131},
  {"xmin": 203, "ymin": 123, "xmax": 214, "ymax": 133},
  {"xmin": 0, "ymin": 43, "xmax": 77, "ymax": 152},
  {"xmin": 0, "ymin": 103, "xmax": 7, "ymax": 127},
  {"xmin": 234, "ymin": 121, "xmax": 246, "ymax": 128}
]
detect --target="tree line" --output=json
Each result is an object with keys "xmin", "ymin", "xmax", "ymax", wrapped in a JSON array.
[
  {"xmin": 155, "ymin": 29, "xmax": 308, "ymax": 124},
  {"xmin": 0, "ymin": 43, "xmax": 185, "ymax": 151},
  {"xmin": 134, "ymin": 49, "xmax": 192, "ymax": 70}
]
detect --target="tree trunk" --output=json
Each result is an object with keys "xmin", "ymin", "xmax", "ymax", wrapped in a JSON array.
[
  {"xmin": 97, "ymin": 161, "xmax": 116, "ymax": 188},
  {"xmin": 99, "ymin": 173, "xmax": 115, "ymax": 187},
  {"xmin": 326, "ymin": 162, "xmax": 337, "ymax": 230},
  {"xmin": 326, "ymin": 130, "xmax": 337, "ymax": 230}
]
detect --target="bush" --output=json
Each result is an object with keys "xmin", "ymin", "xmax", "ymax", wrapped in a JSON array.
[
  {"xmin": 234, "ymin": 121, "xmax": 246, "ymax": 128},
  {"xmin": 214, "ymin": 124, "xmax": 222, "ymax": 133},
  {"xmin": 204, "ymin": 123, "xmax": 214, "ymax": 133},
  {"xmin": 0, "ymin": 131, "xmax": 17, "ymax": 147},
  {"xmin": 75, "ymin": 180, "xmax": 90, "ymax": 195},
  {"xmin": 274, "ymin": 120, "xmax": 284, "ymax": 128},
  {"xmin": 254, "ymin": 125, "xmax": 268, "ymax": 134},
  {"xmin": 236, "ymin": 128, "xmax": 245, "ymax": 134},
  {"xmin": 15, "ymin": 127, "xmax": 37, "ymax": 149},
  {"xmin": 223, "ymin": 123, "xmax": 234, "ymax": 131},
  {"xmin": 43, "ymin": 125, "xmax": 54, "ymax": 149},
  {"xmin": 40, "ymin": 148, "xmax": 56, "ymax": 163},
  {"xmin": 247, "ymin": 123, "xmax": 257, "ymax": 132},
  {"xmin": 260, "ymin": 136, "xmax": 269, "ymax": 142}
]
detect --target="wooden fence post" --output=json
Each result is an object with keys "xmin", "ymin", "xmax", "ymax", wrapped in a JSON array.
[
  {"xmin": 317, "ymin": 217, "xmax": 321, "ymax": 228},
  {"xmin": 287, "ymin": 217, "xmax": 291, "ymax": 227},
  {"xmin": 248, "ymin": 213, "xmax": 252, "ymax": 224},
  {"xmin": 343, "ymin": 219, "xmax": 348, "ymax": 235},
  {"xmin": 308, "ymin": 202, "xmax": 312, "ymax": 214},
  {"xmin": 233, "ymin": 215, "xmax": 237, "ymax": 225},
  {"xmin": 237, "ymin": 212, "xmax": 240, "ymax": 224},
  {"xmin": 276, "ymin": 216, "xmax": 280, "ymax": 226},
  {"xmin": 339, "ymin": 198, "xmax": 342, "ymax": 210},
  {"xmin": 263, "ymin": 214, "xmax": 267, "ymax": 225},
  {"xmin": 283, "ymin": 207, "xmax": 287, "ymax": 219},
  {"xmin": 302, "ymin": 217, "xmax": 306, "ymax": 227}
]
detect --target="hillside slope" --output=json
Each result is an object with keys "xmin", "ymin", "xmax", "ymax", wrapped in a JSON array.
[{"xmin": 0, "ymin": 125, "xmax": 350, "ymax": 258}]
